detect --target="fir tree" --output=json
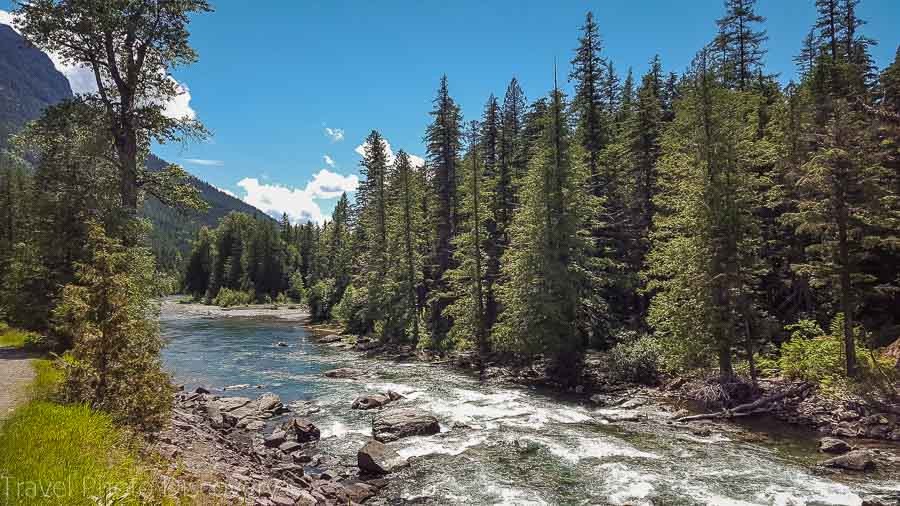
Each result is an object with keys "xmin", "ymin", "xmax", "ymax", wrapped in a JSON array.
[
  {"xmin": 425, "ymin": 76, "xmax": 463, "ymax": 342},
  {"xmin": 447, "ymin": 122, "xmax": 490, "ymax": 352},
  {"xmin": 715, "ymin": 0, "xmax": 768, "ymax": 90},
  {"xmin": 570, "ymin": 11, "xmax": 608, "ymax": 197}
]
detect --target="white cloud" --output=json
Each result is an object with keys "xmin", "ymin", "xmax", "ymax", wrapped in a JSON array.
[
  {"xmin": 355, "ymin": 137, "xmax": 425, "ymax": 168},
  {"xmin": 236, "ymin": 169, "xmax": 358, "ymax": 225},
  {"xmin": 324, "ymin": 127, "xmax": 344, "ymax": 142},
  {"xmin": 323, "ymin": 154, "xmax": 335, "ymax": 167},
  {"xmin": 0, "ymin": 9, "xmax": 195, "ymax": 116},
  {"xmin": 184, "ymin": 158, "xmax": 224, "ymax": 167},
  {"xmin": 306, "ymin": 169, "xmax": 358, "ymax": 198}
]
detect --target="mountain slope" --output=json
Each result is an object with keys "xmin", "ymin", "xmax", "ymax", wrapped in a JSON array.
[
  {"xmin": 0, "ymin": 23, "xmax": 273, "ymax": 269},
  {"xmin": 0, "ymin": 24, "xmax": 71, "ymax": 150}
]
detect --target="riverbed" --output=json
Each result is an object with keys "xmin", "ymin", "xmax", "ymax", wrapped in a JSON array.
[{"xmin": 160, "ymin": 302, "xmax": 900, "ymax": 505}]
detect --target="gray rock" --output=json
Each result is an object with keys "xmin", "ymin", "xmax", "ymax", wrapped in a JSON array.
[
  {"xmin": 282, "ymin": 417, "xmax": 321, "ymax": 442},
  {"xmin": 245, "ymin": 420, "xmax": 266, "ymax": 431},
  {"xmin": 387, "ymin": 390, "xmax": 404, "ymax": 401},
  {"xmin": 819, "ymin": 437, "xmax": 851, "ymax": 454},
  {"xmin": 357, "ymin": 440, "xmax": 408, "ymax": 474},
  {"xmin": 279, "ymin": 441, "xmax": 302, "ymax": 453},
  {"xmin": 589, "ymin": 394, "xmax": 608, "ymax": 406},
  {"xmin": 822, "ymin": 450, "xmax": 876, "ymax": 471},
  {"xmin": 257, "ymin": 392, "xmax": 283, "ymax": 412},
  {"xmin": 275, "ymin": 341, "xmax": 288, "ymax": 347},
  {"xmin": 319, "ymin": 334, "xmax": 343, "ymax": 343},
  {"xmin": 373, "ymin": 408, "xmax": 441, "ymax": 442},
  {"xmin": 194, "ymin": 386, "xmax": 211, "ymax": 394},
  {"xmin": 264, "ymin": 430, "xmax": 287, "ymax": 448},
  {"xmin": 323, "ymin": 367, "xmax": 364, "ymax": 379},
  {"xmin": 217, "ymin": 397, "xmax": 252, "ymax": 412},
  {"xmin": 352, "ymin": 393, "xmax": 392, "ymax": 410}
]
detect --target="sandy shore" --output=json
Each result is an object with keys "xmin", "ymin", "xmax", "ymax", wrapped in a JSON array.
[{"xmin": 160, "ymin": 297, "xmax": 310, "ymax": 321}]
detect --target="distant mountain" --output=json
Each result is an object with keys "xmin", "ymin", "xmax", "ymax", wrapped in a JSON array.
[
  {"xmin": 0, "ymin": 23, "xmax": 273, "ymax": 269},
  {"xmin": 0, "ymin": 24, "xmax": 72, "ymax": 150}
]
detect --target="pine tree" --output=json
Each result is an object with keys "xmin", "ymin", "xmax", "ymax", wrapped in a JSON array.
[
  {"xmin": 447, "ymin": 122, "xmax": 490, "ymax": 352},
  {"xmin": 570, "ymin": 11, "xmax": 608, "ymax": 199},
  {"xmin": 795, "ymin": 28, "xmax": 819, "ymax": 78},
  {"xmin": 501, "ymin": 78, "xmax": 528, "ymax": 195},
  {"xmin": 425, "ymin": 76, "xmax": 463, "ymax": 342},
  {"xmin": 494, "ymin": 74, "xmax": 597, "ymax": 378},
  {"xmin": 647, "ymin": 51, "xmax": 765, "ymax": 382},
  {"xmin": 715, "ymin": 0, "xmax": 768, "ymax": 90},
  {"xmin": 385, "ymin": 151, "xmax": 427, "ymax": 342},
  {"xmin": 481, "ymin": 96, "xmax": 506, "ymax": 334}
]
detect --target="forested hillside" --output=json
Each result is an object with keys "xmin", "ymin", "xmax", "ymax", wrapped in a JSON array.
[
  {"xmin": 0, "ymin": 21, "xmax": 271, "ymax": 271},
  {"xmin": 185, "ymin": 0, "xmax": 900, "ymax": 396}
]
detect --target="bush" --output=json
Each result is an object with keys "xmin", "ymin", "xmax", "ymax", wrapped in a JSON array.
[
  {"xmin": 778, "ymin": 315, "xmax": 896, "ymax": 393},
  {"xmin": 606, "ymin": 332, "xmax": 662, "ymax": 384},
  {"xmin": 212, "ymin": 287, "xmax": 253, "ymax": 307}
]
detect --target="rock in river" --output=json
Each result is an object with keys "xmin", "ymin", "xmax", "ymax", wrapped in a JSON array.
[
  {"xmin": 323, "ymin": 367, "xmax": 365, "ymax": 379},
  {"xmin": 821, "ymin": 450, "xmax": 876, "ymax": 471},
  {"xmin": 373, "ymin": 408, "xmax": 440, "ymax": 442},
  {"xmin": 357, "ymin": 440, "xmax": 408, "ymax": 474},
  {"xmin": 819, "ymin": 437, "xmax": 851, "ymax": 454},
  {"xmin": 282, "ymin": 417, "xmax": 321, "ymax": 442},
  {"xmin": 257, "ymin": 392, "xmax": 283, "ymax": 412},
  {"xmin": 352, "ymin": 390, "xmax": 403, "ymax": 410}
]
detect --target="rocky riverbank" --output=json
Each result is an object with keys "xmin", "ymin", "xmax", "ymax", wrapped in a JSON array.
[{"xmin": 152, "ymin": 387, "xmax": 392, "ymax": 505}]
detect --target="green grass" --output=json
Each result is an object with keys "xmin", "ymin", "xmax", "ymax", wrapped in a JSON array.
[
  {"xmin": 0, "ymin": 401, "xmax": 156, "ymax": 505},
  {"xmin": 0, "ymin": 325, "xmax": 33, "ymax": 348},
  {"xmin": 29, "ymin": 359, "xmax": 63, "ymax": 401}
]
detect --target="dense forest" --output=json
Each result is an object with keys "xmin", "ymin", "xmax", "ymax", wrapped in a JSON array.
[{"xmin": 185, "ymin": 0, "xmax": 899, "ymax": 391}]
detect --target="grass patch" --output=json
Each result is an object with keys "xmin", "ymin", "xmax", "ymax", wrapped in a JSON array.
[
  {"xmin": 0, "ymin": 402, "xmax": 156, "ymax": 505},
  {"xmin": 0, "ymin": 326, "xmax": 32, "ymax": 348},
  {"xmin": 29, "ymin": 359, "xmax": 63, "ymax": 401}
]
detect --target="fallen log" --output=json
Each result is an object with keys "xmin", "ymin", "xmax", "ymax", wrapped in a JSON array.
[{"xmin": 677, "ymin": 382, "xmax": 812, "ymax": 422}]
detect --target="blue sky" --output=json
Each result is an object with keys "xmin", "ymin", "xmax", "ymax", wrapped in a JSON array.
[{"xmin": 2, "ymin": 1, "xmax": 899, "ymax": 223}]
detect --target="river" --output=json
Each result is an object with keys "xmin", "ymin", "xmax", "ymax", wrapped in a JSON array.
[{"xmin": 160, "ymin": 304, "xmax": 900, "ymax": 505}]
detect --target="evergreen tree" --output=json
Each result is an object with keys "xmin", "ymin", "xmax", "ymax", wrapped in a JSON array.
[
  {"xmin": 481, "ymin": 95, "xmax": 506, "ymax": 333},
  {"xmin": 447, "ymin": 122, "xmax": 490, "ymax": 351},
  {"xmin": 501, "ymin": 77, "xmax": 528, "ymax": 194},
  {"xmin": 715, "ymin": 0, "xmax": 768, "ymax": 90},
  {"xmin": 647, "ymin": 52, "xmax": 765, "ymax": 382},
  {"xmin": 494, "ymin": 76, "xmax": 597, "ymax": 378},
  {"xmin": 385, "ymin": 152, "xmax": 427, "ymax": 342},
  {"xmin": 570, "ymin": 11, "xmax": 607, "ymax": 198},
  {"xmin": 425, "ymin": 76, "xmax": 463, "ymax": 342}
]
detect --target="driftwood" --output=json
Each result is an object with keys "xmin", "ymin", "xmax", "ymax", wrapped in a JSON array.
[{"xmin": 677, "ymin": 382, "xmax": 812, "ymax": 422}]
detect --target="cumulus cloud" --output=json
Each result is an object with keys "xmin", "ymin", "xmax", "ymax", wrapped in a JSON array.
[
  {"xmin": 184, "ymin": 158, "xmax": 224, "ymax": 167},
  {"xmin": 355, "ymin": 137, "xmax": 425, "ymax": 168},
  {"xmin": 0, "ymin": 10, "xmax": 195, "ymax": 116},
  {"xmin": 236, "ymin": 169, "xmax": 358, "ymax": 224},
  {"xmin": 323, "ymin": 154, "xmax": 335, "ymax": 167},
  {"xmin": 324, "ymin": 127, "xmax": 345, "ymax": 143}
]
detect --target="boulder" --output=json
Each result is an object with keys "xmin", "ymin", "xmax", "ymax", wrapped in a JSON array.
[
  {"xmin": 373, "ymin": 408, "xmax": 440, "ymax": 442},
  {"xmin": 319, "ymin": 334, "xmax": 343, "ymax": 343},
  {"xmin": 257, "ymin": 393, "xmax": 283, "ymax": 412},
  {"xmin": 357, "ymin": 440, "xmax": 408, "ymax": 474},
  {"xmin": 194, "ymin": 386, "xmax": 211, "ymax": 394},
  {"xmin": 352, "ymin": 393, "xmax": 392, "ymax": 410},
  {"xmin": 822, "ymin": 450, "xmax": 876, "ymax": 471},
  {"xmin": 216, "ymin": 397, "xmax": 252, "ymax": 412},
  {"xmin": 323, "ymin": 367, "xmax": 364, "ymax": 379},
  {"xmin": 275, "ymin": 341, "xmax": 288, "ymax": 347},
  {"xmin": 279, "ymin": 441, "xmax": 302, "ymax": 453},
  {"xmin": 264, "ymin": 430, "xmax": 287, "ymax": 448},
  {"xmin": 819, "ymin": 437, "xmax": 851, "ymax": 454},
  {"xmin": 283, "ymin": 417, "xmax": 321, "ymax": 442},
  {"xmin": 387, "ymin": 390, "xmax": 404, "ymax": 401},
  {"xmin": 356, "ymin": 339, "xmax": 379, "ymax": 351}
]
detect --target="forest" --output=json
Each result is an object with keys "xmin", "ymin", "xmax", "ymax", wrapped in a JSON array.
[{"xmin": 180, "ymin": 0, "xmax": 900, "ymax": 392}]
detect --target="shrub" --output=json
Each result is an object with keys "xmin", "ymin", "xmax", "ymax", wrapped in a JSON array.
[
  {"xmin": 52, "ymin": 224, "xmax": 172, "ymax": 432},
  {"xmin": 606, "ymin": 332, "xmax": 662, "ymax": 384},
  {"xmin": 212, "ymin": 287, "xmax": 253, "ymax": 307},
  {"xmin": 778, "ymin": 315, "xmax": 896, "ymax": 393}
]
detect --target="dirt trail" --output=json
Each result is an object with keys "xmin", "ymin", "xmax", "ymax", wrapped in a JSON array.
[{"xmin": 0, "ymin": 347, "xmax": 35, "ymax": 420}]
